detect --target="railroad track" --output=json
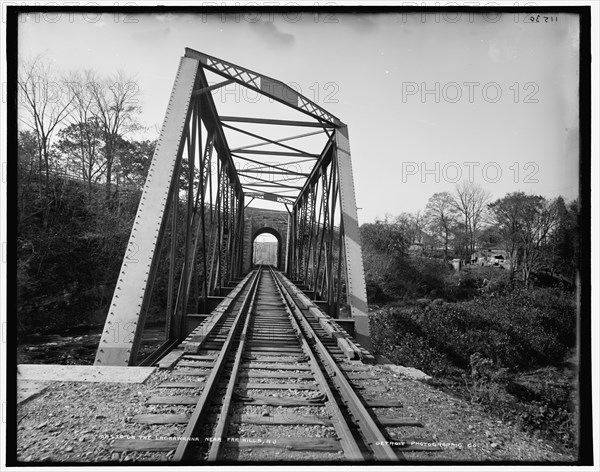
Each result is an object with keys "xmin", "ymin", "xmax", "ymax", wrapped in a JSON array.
[{"xmin": 113, "ymin": 267, "xmax": 435, "ymax": 462}]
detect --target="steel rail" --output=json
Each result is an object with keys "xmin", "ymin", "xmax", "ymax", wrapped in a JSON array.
[
  {"xmin": 137, "ymin": 338, "xmax": 181, "ymax": 367},
  {"xmin": 172, "ymin": 269, "xmax": 262, "ymax": 462},
  {"xmin": 266, "ymin": 267, "xmax": 365, "ymax": 460},
  {"xmin": 207, "ymin": 266, "xmax": 264, "ymax": 460},
  {"xmin": 269, "ymin": 268, "xmax": 402, "ymax": 461}
]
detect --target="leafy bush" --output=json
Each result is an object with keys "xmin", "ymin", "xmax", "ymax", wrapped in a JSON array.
[
  {"xmin": 517, "ymin": 401, "xmax": 575, "ymax": 447},
  {"xmin": 361, "ymin": 219, "xmax": 460, "ymax": 302},
  {"xmin": 371, "ymin": 286, "xmax": 576, "ymax": 374},
  {"xmin": 369, "ymin": 286, "xmax": 577, "ymax": 450},
  {"xmin": 364, "ymin": 240, "xmax": 516, "ymax": 303},
  {"xmin": 463, "ymin": 352, "xmax": 494, "ymax": 402},
  {"xmin": 442, "ymin": 265, "xmax": 514, "ymax": 301},
  {"xmin": 17, "ymin": 176, "xmax": 140, "ymax": 333},
  {"xmin": 364, "ymin": 253, "xmax": 453, "ymax": 302},
  {"xmin": 370, "ymin": 306, "xmax": 455, "ymax": 376}
]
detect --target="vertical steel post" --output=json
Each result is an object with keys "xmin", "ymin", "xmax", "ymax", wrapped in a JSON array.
[
  {"xmin": 310, "ymin": 178, "xmax": 324, "ymax": 289},
  {"xmin": 167, "ymin": 178, "xmax": 179, "ymax": 340},
  {"xmin": 180, "ymin": 103, "xmax": 197, "ymax": 339},
  {"xmin": 334, "ymin": 126, "xmax": 370, "ymax": 348},
  {"xmin": 335, "ymin": 216, "xmax": 344, "ymax": 318},
  {"xmin": 95, "ymin": 50, "xmax": 370, "ymax": 365},
  {"xmin": 289, "ymin": 206, "xmax": 298, "ymax": 278},
  {"xmin": 326, "ymin": 157, "xmax": 339, "ymax": 313},
  {"xmin": 94, "ymin": 57, "xmax": 199, "ymax": 366}
]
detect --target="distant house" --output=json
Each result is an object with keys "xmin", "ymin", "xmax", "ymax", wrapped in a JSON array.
[
  {"xmin": 409, "ymin": 232, "xmax": 443, "ymax": 253},
  {"xmin": 471, "ymin": 248, "xmax": 511, "ymax": 268},
  {"xmin": 408, "ymin": 242, "xmax": 424, "ymax": 253}
]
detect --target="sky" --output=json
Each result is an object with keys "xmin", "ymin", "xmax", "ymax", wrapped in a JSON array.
[{"xmin": 17, "ymin": 8, "xmax": 581, "ymax": 223}]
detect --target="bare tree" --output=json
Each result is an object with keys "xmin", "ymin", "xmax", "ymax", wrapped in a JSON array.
[
  {"xmin": 424, "ymin": 191, "xmax": 457, "ymax": 258},
  {"xmin": 489, "ymin": 193, "xmax": 559, "ymax": 288},
  {"xmin": 412, "ymin": 210, "xmax": 424, "ymax": 245},
  {"xmin": 519, "ymin": 196, "xmax": 558, "ymax": 288},
  {"xmin": 61, "ymin": 71, "xmax": 107, "ymax": 199},
  {"xmin": 394, "ymin": 213, "xmax": 418, "ymax": 246},
  {"xmin": 18, "ymin": 55, "xmax": 74, "ymax": 219},
  {"xmin": 488, "ymin": 192, "xmax": 525, "ymax": 281},
  {"xmin": 452, "ymin": 181, "xmax": 491, "ymax": 260},
  {"xmin": 17, "ymin": 131, "xmax": 39, "ymax": 221},
  {"xmin": 87, "ymin": 71, "xmax": 141, "ymax": 199},
  {"xmin": 57, "ymin": 119, "xmax": 105, "ymax": 200}
]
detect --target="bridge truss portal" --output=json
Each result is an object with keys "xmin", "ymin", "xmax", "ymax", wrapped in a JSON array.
[{"xmin": 94, "ymin": 48, "xmax": 369, "ymax": 366}]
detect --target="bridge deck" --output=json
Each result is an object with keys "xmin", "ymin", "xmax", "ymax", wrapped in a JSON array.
[
  {"xmin": 182, "ymin": 269, "xmax": 373, "ymax": 363},
  {"xmin": 16, "ymin": 269, "xmax": 567, "ymax": 462}
]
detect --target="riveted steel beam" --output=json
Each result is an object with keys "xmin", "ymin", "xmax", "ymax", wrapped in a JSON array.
[
  {"xmin": 94, "ymin": 57, "xmax": 199, "ymax": 366},
  {"xmin": 95, "ymin": 53, "xmax": 248, "ymax": 366},
  {"xmin": 334, "ymin": 126, "xmax": 370, "ymax": 347},
  {"xmin": 185, "ymin": 48, "xmax": 343, "ymax": 127},
  {"xmin": 220, "ymin": 115, "xmax": 335, "ymax": 128},
  {"xmin": 95, "ymin": 49, "xmax": 370, "ymax": 366}
]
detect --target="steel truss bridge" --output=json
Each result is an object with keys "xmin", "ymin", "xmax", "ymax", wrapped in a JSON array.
[{"xmin": 94, "ymin": 48, "xmax": 369, "ymax": 367}]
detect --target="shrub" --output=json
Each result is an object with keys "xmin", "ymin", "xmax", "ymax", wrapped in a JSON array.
[
  {"xmin": 370, "ymin": 307, "xmax": 457, "ymax": 376},
  {"xmin": 370, "ymin": 287, "xmax": 576, "ymax": 373},
  {"xmin": 365, "ymin": 255, "xmax": 454, "ymax": 301},
  {"xmin": 463, "ymin": 352, "xmax": 494, "ymax": 402},
  {"xmin": 369, "ymin": 288, "xmax": 577, "ymax": 451},
  {"xmin": 517, "ymin": 401, "xmax": 575, "ymax": 448},
  {"xmin": 17, "ymin": 176, "xmax": 141, "ymax": 334}
]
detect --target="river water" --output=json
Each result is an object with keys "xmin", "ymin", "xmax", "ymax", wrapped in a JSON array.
[{"xmin": 16, "ymin": 326, "xmax": 166, "ymax": 365}]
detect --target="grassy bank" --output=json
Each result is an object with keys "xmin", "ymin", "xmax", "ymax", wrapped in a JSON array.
[{"xmin": 369, "ymin": 282, "xmax": 577, "ymax": 452}]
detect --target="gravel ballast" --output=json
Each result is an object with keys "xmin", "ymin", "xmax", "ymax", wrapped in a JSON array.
[{"xmin": 15, "ymin": 363, "xmax": 576, "ymax": 464}]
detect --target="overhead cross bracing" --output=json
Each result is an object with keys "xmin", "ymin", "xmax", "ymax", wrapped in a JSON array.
[
  {"xmin": 187, "ymin": 49, "xmax": 338, "ymax": 209},
  {"xmin": 94, "ymin": 48, "xmax": 369, "ymax": 366}
]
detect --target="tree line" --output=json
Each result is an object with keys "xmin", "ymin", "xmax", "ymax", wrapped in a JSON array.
[
  {"xmin": 16, "ymin": 55, "xmax": 161, "ymax": 333},
  {"xmin": 362, "ymin": 181, "xmax": 579, "ymax": 289},
  {"xmin": 17, "ymin": 55, "xmax": 156, "ymax": 226}
]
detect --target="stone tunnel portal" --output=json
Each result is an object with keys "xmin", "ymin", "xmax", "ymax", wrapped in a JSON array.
[{"xmin": 243, "ymin": 207, "xmax": 289, "ymax": 273}]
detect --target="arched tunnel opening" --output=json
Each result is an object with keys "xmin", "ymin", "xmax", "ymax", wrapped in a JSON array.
[{"xmin": 252, "ymin": 229, "xmax": 281, "ymax": 269}]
